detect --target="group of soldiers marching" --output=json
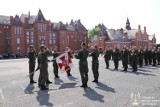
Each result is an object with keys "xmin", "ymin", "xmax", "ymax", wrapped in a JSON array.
[
  {"xmin": 103, "ymin": 45, "xmax": 160, "ymax": 72},
  {"xmin": 27, "ymin": 43, "xmax": 160, "ymax": 90}
]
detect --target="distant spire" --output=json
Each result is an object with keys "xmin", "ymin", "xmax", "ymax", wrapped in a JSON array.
[
  {"xmin": 125, "ymin": 17, "xmax": 131, "ymax": 30},
  {"xmin": 35, "ymin": 9, "xmax": 46, "ymax": 22}
]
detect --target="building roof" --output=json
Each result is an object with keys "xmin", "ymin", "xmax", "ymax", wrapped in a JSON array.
[
  {"xmin": 0, "ymin": 15, "xmax": 10, "ymax": 25},
  {"xmin": 35, "ymin": 9, "xmax": 46, "ymax": 22},
  {"xmin": 11, "ymin": 15, "xmax": 23, "ymax": 26},
  {"xmin": 53, "ymin": 21, "xmax": 66, "ymax": 30},
  {"xmin": 20, "ymin": 14, "xmax": 36, "ymax": 24},
  {"xmin": 107, "ymin": 29, "xmax": 130, "ymax": 42},
  {"xmin": 73, "ymin": 20, "xmax": 87, "ymax": 30}
]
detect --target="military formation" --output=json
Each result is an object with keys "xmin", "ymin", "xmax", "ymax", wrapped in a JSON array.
[{"xmin": 27, "ymin": 43, "xmax": 160, "ymax": 90}]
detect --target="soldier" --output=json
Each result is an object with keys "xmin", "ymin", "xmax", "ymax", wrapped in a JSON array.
[
  {"xmin": 152, "ymin": 47, "xmax": 157, "ymax": 66},
  {"xmin": 75, "ymin": 42, "xmax": 89, "ymax": 87},
  {"xmin": 89, "ymin": 45, "xmax": 99, "ymax": 82},
  {"xmin": 104, "ymin": 47, "xmax": 111, "ymax": 69},
  {"xmin": 28, "ymin": 45, "xmax": 37, "ymax": 84},
  {"xmin": 37, "ymin": 45, "xmax": 52, "ymax": 90},
  {"xmin": 138, "ymin": 47, "xmax": 144, "ymax": 67},
  {"xmin": 148, "ymin": 48, "xmax": 152, "ymax": 65},
  {"xmin": 130, "ymin": 46, "xmax": 138, "ymax": 72},
  {"xmin": 65, "ymin": 47, "xmax": 73, "ymax": 76},
  {"xmin": 157, "ymin": 47, "xmax": 160, "ymax": 65},
  {"xmin": 144, "ymin": 48, "xmax": 149, "ymax": 66},
  {"xmin": 112, "ymin": 46, "xmax": 120, "ymax": 70},
  {"xmin": 121, "ymin": 46, "xmax": 129, "ymax": 71},
  {"xmin": 52, "ymin": 50, "xmax": 60, "ymax": 78}
]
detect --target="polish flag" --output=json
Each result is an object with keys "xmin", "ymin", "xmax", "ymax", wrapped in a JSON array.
[{"xmin": 56, "ymin": 51, "xmax": 73, "ymax": 72}]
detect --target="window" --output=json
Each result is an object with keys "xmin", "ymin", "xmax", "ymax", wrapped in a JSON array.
[
  {"xmin": 17, "ymin": 38, "xmax": 20, "ymax": 44},
  {"xmin": 53, "ymin": 40, "xmax": 56, "ymax": 44},
  {"xmin": 31, "ymin": 32, "xmax": 34, "ymax": 36},
  {"xmin": 14, "ymin": 27, "xmax": 16, "ymax": 34},
  {"xmin": 49, "ymin": 39, "xmax": 52, "ymax": 44},
  {"xmin": 31, "ymin": 38, "xmax": 34, "ymax": 44},
  {"xmin": 26, "ymin": 38, "xmax": 29, "ymax": 44},
  {"xmin": 53, "ymin": 33, "xmax": 56, "ymax": 37},
  {"xmin": 39, "ymin": 36, "xmax": 41, "ymax": 40},
  {"xmin": 49, "ymin": 33, "xmax": 52, "ymax": 39},
  {"xmin": 17, "ymin": 27, "xmax": 20, "ymax": 35},
  {"xmin": 26, "ymin": 31, "xmax": 29, "ymax": 36},
  {"xmin": 20, "ymin": 28, "xmax": 22, "ymax": 35}
]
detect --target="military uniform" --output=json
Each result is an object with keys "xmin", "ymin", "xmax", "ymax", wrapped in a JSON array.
[
  {"xmin": 112, "ymin": 49, "xmax": 120, "ymax": 70},
  {"xmin": 148, "ymin": 49, "xmax": 152, "ymax": 65},
  {"xmin": 104, "ymin": 50, "xmax": 110, "ymax": 69},
  {"xmin": 53, "ymin": 51, "xmax": 60, "ymax": 78},
  {"xmin": 152, "ymin": 49, "xmax": 157, "ymax": 66},
  {"xmin": 138, "ymin": 49, "xmax": 144, "ymax": 67},
  {"xmin": 75, "ymin": 48, "xmax": 89, "ymax": 87},
  {"xmin": 157, "ymin": 49, "xmax": 160, "ymax": 65},
  {"xmin": 121, "ymin": 49, "xmax": 129, "ymax": 71},
  {"xmin": 89, "ymin": 49, "xmax": 99, "ymax": 82},
  {"xmin": 130, "ymin": 49, "xmax": 138, "ymax": 72},
  {"xmin": 28, "ymin": 49, "xmax": 37, "ymax": 83},
  {"xmin": 144, "ymin": 49, "xmax": 149, "ymax": 66},
  {"xmin": 38, "ymin": 49, "xmax": 52, "ymax": 90}
]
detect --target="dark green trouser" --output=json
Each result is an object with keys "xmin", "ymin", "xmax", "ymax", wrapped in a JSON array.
[
  {"xmin": 53, "ymin": 63, "xmax": 58, "ymax": 75},
  {"xmin": 29, "ymin": 61, "xmax": 35, "ymax": 81},
  {"xmin": 92, "ymin": 60, "xmax": 99, "ymax": 81},
  {"xmin": 114, "ymin": 59, "xmax": 119, "ymax": 69},
  {"xmin": 122, "ymin": 59, "xmax": 128, "ymax": 70},
  {"xmin": 38, "ymin": 64, "xmax": 48, "ymax": 86},
  {"xmin": 79, "ymin": 61, "xmax": 88, "ymax": 85}
]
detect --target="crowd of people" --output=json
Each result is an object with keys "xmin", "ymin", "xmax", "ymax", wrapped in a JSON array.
[{"xmin": 27, "ymin": 43, "xmax": 160, "ymax": 90}]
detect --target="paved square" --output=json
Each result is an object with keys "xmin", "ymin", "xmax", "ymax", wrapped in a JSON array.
[{"xmin": 0, "ymin": 57, "xmax": 160, "ymax": 107}]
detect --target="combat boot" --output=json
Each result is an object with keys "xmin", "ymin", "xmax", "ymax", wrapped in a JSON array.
[{"xmin": 41, "ymin": 85, "xmax": 49, "ymax": 90}]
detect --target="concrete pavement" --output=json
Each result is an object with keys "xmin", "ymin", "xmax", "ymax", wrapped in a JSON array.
[{"xmin": 0, "ymin": 57, "xmax": 160, "ymax": 107}]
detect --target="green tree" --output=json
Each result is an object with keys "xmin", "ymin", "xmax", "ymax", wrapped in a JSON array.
[{"xmin": 88, "ymin": 27, "xmax": 101, "ymax": 41}]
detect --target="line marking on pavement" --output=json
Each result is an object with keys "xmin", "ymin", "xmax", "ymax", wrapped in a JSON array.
[{"xmin": 0, "ymin": 88, "xmax": 5, "ymax": 100}]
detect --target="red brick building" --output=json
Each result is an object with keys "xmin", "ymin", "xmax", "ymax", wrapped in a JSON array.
[
  {"xmin": 90, "ymin": 18, "xmax": 156, "ymax": 50},
  {"xmin": 0, "ymin": 9, "xmax": 88, "ymax": 57}
]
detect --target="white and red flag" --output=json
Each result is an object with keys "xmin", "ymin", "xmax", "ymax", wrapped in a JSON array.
[{"xmin": 56, "ymin": 51, "xmax": 73, "ymax": 72}]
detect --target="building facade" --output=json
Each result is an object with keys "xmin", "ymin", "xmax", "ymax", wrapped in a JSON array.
[
  {"xmin": 90, "ymin": 18, "xmax": 156, "ymax": 50},
  {"xmin": 0, "ymin": 9, "xmax": 88, "ymax": 57}
]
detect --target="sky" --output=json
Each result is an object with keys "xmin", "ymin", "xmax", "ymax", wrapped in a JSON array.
[{"xmin": 0, "ymin": 0, "xmax": 160, "ymax": 43}]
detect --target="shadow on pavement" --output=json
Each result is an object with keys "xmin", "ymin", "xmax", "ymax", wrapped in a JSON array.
[
  {"xmin": 121, "ymin": 70, "xmax": 156, "ymax": 76},
  {"xmin": 36, "ymin": 90, "xmax": 53, "ymax": 107},
  {"xmin": 54, "ymin": 78, "xmax": 64, "ymax": 85},
  {"xmin": 24, "ymin": 84, "xmax": 35, "ymax": 94},
  {"xmin": 95, "ymin": 82, "xmax": 116, "ymax": 93},
  {"xmin": 83, "ymin": 87, "xmax": 104, "ymax": 102},
  {"xmin": 59, "ymin": 83, "xmax": 77, "ymax": 89},
  {"xmin": 67, "ymin": 76, "xmax": 78, "ymax": 81}
]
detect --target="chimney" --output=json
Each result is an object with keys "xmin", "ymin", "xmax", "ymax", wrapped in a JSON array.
[
  {"xmin": 138, "ymin": 25, "xmax": 141, "ymax": 31},
  {"xmin": 70, "ymin": 19, "xmax": 73, "ymax": 25},
  {"xmin": 144, "ymin": 26, "xmax": 146, "ymax": 32},
  {"xmin": 28, "ymin": 11, "xmax": 30, "ymax": 18},
  {"xmin": 10, "ymin": 16, "xmax": 14, "ymax": 23}
]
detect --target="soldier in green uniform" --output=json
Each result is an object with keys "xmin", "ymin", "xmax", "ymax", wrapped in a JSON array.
[
  {"xmin": 152, "ymin": 47, "xmax": 157, "ymax": 66},
  {"xmin": 52, "ymin": 50, "xmax": 60, "ymax": 78},
  {"xmin": 104, "ymin": 47, "xmax": 111, "ymax": 69},
  {"xmin": 121, "ymin": 46, "xmax": 129, "ymax": 71},
  {"xmin": 89, "ymin": 45, "xmax": 99, "ymax": 82},
  {"xmin": 130, "ymin": 46, "xmax": 138, "ymax": 72},
  {"xmin": 112, "ymin": 46, "xmax": 120, "ymax": 70},
  {"xmin": 28, "ymin": 45, "xmax": 37, "ymax": 84},
  {"xmin": 37, "ymin": 45, "xmax": 52, "ymax": 90},
  {"xmin": 75, "ymin": 42, "xmax": 89, "ymax": 87},
  {"xmin": 157, "ymin": 47, "xmax": 160, "ymax": 65},
  {"xmin": 144, "ymin": 48, "xmax": 149, "ymax": 66},
  {"xmin": 138, "ymin": 47, "xmax": 144, "ymax": 67}
]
